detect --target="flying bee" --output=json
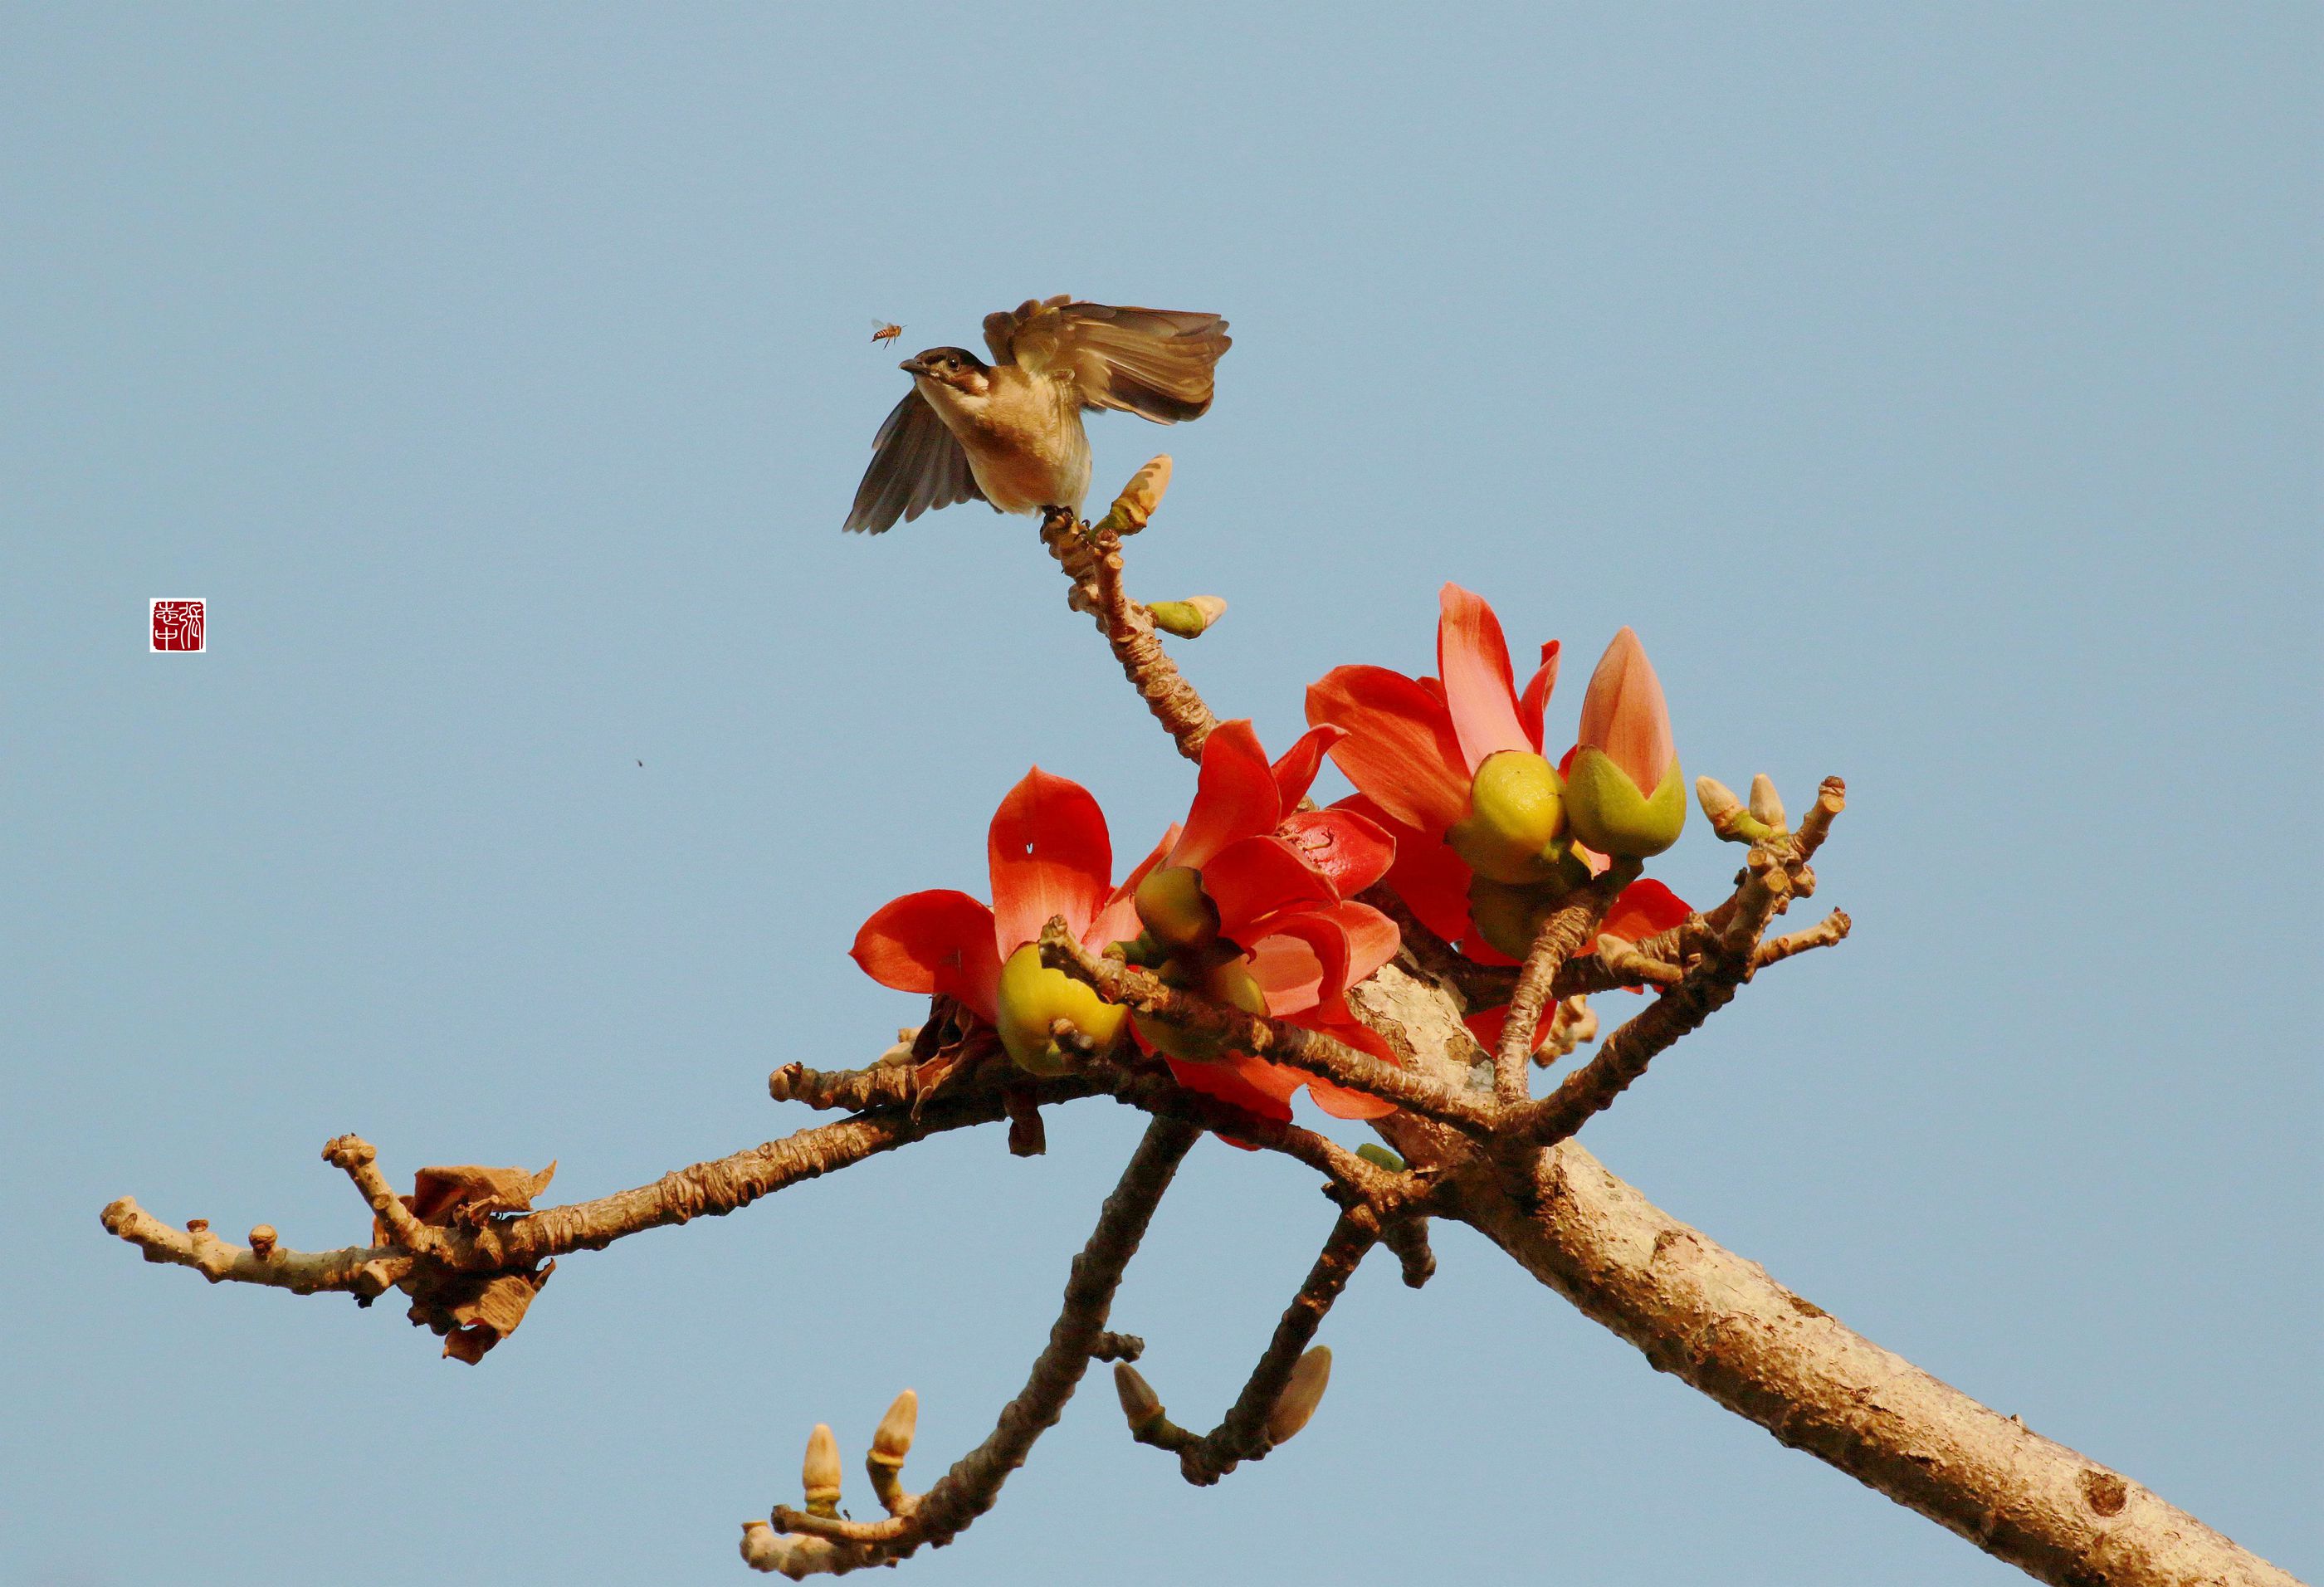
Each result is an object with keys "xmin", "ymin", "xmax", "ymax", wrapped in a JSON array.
[{"xmin": 871, "ymin": 320, "xmax": 904, "ymax": 348}]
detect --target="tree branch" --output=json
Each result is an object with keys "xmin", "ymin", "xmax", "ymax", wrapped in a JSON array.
[
  {"xmin": 756, "ymin": 1116, "xmax": 1203, "ymax": 1574},
  {"xmin": 1454, "ymin": 1139, "xmax": 2299, "ymax": 1587},
  {"xmin": 1040, "ymin": 502, "xmax": 1219, "ymax": 762},
  {"xmin": 1122, "ymin": 1212, "xmax": 1378, "ymax": 1486},
  {"xmin": 1038, "ymin": 920, "xmax": 1500, "ymax": 1135},
  {"xmin": 1494, "ymin": 872, "xmax": 1624, "ymax": 1104}
]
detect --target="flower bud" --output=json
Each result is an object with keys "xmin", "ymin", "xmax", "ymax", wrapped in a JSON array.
[
  {"xmin": 1265, "ymin": 1345, "xmax": 1332, "ymax": 1444},
  {"xmin": 1133, "ymin": 865, "xmax": 1221, "ymax": 953},
  {"xmin": 1748, "ymin": 774, "xmax": 1786, "ymax": 832},
  {"xmin": 1133, "ymin": 953, "xmax": 1266, "ymax": 1062},
  {"xmin": 1147, "ymin": 595, "xmax": 1228, "ymax": 638},
  {"xmin": 869, "ymin": 1389, "xmax": 917, "ymax": 1467},
  {"xmin": 1100, "ymin": 455, "xmax": 1172, "ymax": 534},
  {"xmin": 801, "ymin": 1423, "xmax": 842, "ymax": 1513},
  {"xmin": 247, "ymin": 1224, "xmax": 278, "ymax": 1259},
  {"xmin": 994, "ymin": 945, "xmax": 1127, "ymax": 1076},
  {"xmin": 1445, "ymin": 750, "xmax": 1566, "ymax": 884},
  {"xmin": 1355, "ymin": 1143, "xmax": 1405, "ymax": 1173},
  {"xmin": 1567, "ymin": 627, "xmax": 1685, "ymax": 858},
  {"xmin": 1564, "ymin": 750, "xmax": 1687, "ymax": 859},
  {"xmin": 1113, "ymin": 1362, "xmax": 1165, "ymax": 1433},
  {"xmin": 1696, "ymin": 774, "xmax": 1770, "ymax": 843},
  {"xmin": 1465, "ymin": 874, "xmax": 1565, "ymax": 961}
]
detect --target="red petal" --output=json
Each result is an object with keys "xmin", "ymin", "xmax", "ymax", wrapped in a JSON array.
[
  {"xmin": 849, "ymin": 890, "xmax": 1004, "ymax": 1023},
  {"xmin": 1201, "ymin": 834, "xmax": 1340, "ymax": 942},
  {"xmin": 1595, "ymin": 877, "xmax": 1692, "ymax": 946},
  {"xmin": 1518, "ymin": 640, "xmax": 1560, "ymax": 753},
  {"xmin": 1170, "ymin": 720, "xmax": 1282, "ymax": 869},
  {"xmin": 1437, "ymin": 584, "xmax": 1531, "ymax": 774},
  {"xmin": 1251, "ymin": 912, "xmax": 1350, "ymax": 1017},
  {"xmin": 1577, "ymin": 627, "xmax": 1676, "ymax": 793},
  {"xmin": 1167, "ymin": 1054, "xmax": 1296, "ymax": 1123},
  {"xmin": 1333, "ymin": 794, "xmax": 1474, "ymax": 945},
  {"xmin": 1249, "ymin": 931, "xmax": 1326, "ymax": 1013},
  {"xmin": 1276, "ymin": 808, "xmax": 1396, "ymax": 899},
  {"xmin": 1327, "ymin": 899, "xmax": 1401, "ymax": 984},
  {"xmin": 1269, "ymin": 724, "xmax": 1344, "ymax": 811},
  {"xmin": 988, "ymin": 768, "xmax": 1113, "ymax": 954},
  {"xmin": 1091, "ymin": 823, "xmax": 1180, "ymax": 947},
  {"xmin": 1306, "ymin": 666, "xmax": 1470, "ymax": 835}
]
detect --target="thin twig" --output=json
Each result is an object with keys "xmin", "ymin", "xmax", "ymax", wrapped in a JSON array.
[
  {"xmin": 1039, "ymin": 510, "xmax": 1218, "ymax": 761},
  {"xmin": 1038, "ymin": 921, "xmax": 1499, "ymax": 1135},
  {"xmin": 1493, "ymin": 875, "xmax": 1623, "ymax": 1105},
  {"xmin": 1127, "ymin": 1213, "xmax": 1377, "ymax": 1485},
  {"xmin": 767, "ymin": 1117, "xmax": 1202, "ymax": 1565},
  {"xmin": 1753, "ymin": 910, "xmax": 1853, "ymax": 969}
]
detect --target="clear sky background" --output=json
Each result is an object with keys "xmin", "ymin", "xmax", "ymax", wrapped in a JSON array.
[{"xmin": 3, "ymin": 6, "xmax": 2316, "ymax": 1585}]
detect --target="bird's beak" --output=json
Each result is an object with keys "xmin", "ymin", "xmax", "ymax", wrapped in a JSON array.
[{"xmin": 898, "ymin": 356, "xmax": 928, "ymax": 376}]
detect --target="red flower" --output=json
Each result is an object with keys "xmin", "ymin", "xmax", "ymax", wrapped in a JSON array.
[
  {"xmin": 850, "ymin": 768, "xmax": 1165, "ymax": 1074},
  {"xmin": 1127, "ymin": 720, "xmax": 1406, "ymax": 1124},
  {"xmin": 1306, "ymin": 585, "xmax": 1692, "ymax": 1047}
]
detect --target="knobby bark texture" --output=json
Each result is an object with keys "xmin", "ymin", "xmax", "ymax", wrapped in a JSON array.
[{"xmin": 1353, "ymin": 961, "xmax": 2300, "ymax": 1587}]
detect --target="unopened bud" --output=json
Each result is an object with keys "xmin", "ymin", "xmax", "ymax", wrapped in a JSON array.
[
  {"xmin": 185, "ymin": 1218, "xmax": 210, "ymax": 1234},
  {"xmin": 1696, "ymin": 775, "xmax": 1771, "ymax": 843},
  {"xmin": 801, "ymin": 1423, "xmax": 842, "ymax": 1511},
  {"xmin": 869, "ymin": 1389, "xmax": 917, "ymax": 1467},
  {"xmin": 1113, "ymin": 1362, "xmax": 1164, "ymax": 1433},
  {"xmin": 247, "ymin": 1224, "xmax": 278, "ymax": 1258},
  {"xmin": 1355, "ymin": 1144, "xmax": 1405, "ymax": 1174},
  {"xmin": 1146, "ymin": 595, "xmax": 1228, "ymax": 638},
  {"xmin": 1265, "ymin": 1345, "xmax": 1332, "ymax": 1445},
  {"xmin": 1101, "ymin": 455, "xmax": 1173, "ymax": 534},
  {"xmin": 1748, "ymin": 774, "xmax": 1786, "ymax": 832}
]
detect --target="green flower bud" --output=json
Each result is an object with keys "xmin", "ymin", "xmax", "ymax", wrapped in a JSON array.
[
  {"xmin": 1355, "ymin": 1144, "xmax": 1405, "ymax": 1173},
  {"xmin": 1146, "ymin": 595, "xmax": 1228, "ymax": 639},
  {"xmin": 1134, "ymin": 865, "xmax": 1221, "ymax": 953},
  {"xmin": 994, "ymin": 944, "xmax": 1126, "ymax": 1076},
  {"xmin": 1265, "ymin": 1345, "xmax": 1332, "ymax": 1444},
  {"xmin": 1446, "ymin": 750, "xmax": 1568, "ymax": 884},
  {"xmin": 1466, "ymin": 873, "xmax": 1565, "ymax": 961},
  {"xmin": 1563, "ymin": 749, "xmax": 1687, "ymax": 859},
  {"xmin": 1133, "ymin": 952, "xmax": 1266, "ymax": 1062}
]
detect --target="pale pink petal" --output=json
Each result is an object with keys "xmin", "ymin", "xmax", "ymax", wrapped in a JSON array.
[{"xmin": 1437, "ymin": 584, "xmax": 1532, "ymax": 774}]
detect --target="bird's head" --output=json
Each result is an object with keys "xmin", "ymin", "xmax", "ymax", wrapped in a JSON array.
[{"xmin": 900, "ymin": 346, "xmax": 992, "ymax": 398}]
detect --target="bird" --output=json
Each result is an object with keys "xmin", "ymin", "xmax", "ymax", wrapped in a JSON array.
[{"xmin": 844, "ymin": 295, "xmax": 1230, "ymax": 534}]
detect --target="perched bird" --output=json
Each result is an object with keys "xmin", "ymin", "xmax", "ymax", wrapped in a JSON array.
[{"xmin": 844, "ymin": 295, "xmax": 1230, "ymax": 534}]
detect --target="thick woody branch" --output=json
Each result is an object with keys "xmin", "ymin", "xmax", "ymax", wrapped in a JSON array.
[
  {"xmin": 1038, "ymin": 921, "xmax": 1500, "ymax": 1135},
  {"xmin": 1453, "ymin": 1140, "xmax": 2300, "ymax": 1587},
  {"xmin": 1040, "ymin": 508, "xmax": 1218, "ymax": 762},
  {"xmin": 763, "ymin": 1117, "xmax": 1202, "ymax": 1571},
  {"xmin": 1495, "ymin": 873, "xmax": 1624, "ymax": 1104}
]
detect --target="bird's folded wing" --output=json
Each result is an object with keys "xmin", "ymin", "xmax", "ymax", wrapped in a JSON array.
[
  {"xmin": 844, "ymin": 391, "xmax": 988, "ymax": 533},
  {"xmin": 982, "ymin": 297, "xmax": 1232, "ymax": 423}
]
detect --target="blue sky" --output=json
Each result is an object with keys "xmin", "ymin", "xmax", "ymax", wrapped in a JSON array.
[{"xmin": 3, "ymin": 6, "xmax": 2316, "ymax": 1584}]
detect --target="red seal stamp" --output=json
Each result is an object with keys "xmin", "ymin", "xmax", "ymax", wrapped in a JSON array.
[{"xmin": 152, "ymin": 599, "xmax": 205, "ymax": 652}]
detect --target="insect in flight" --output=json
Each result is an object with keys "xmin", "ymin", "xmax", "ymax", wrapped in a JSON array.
[{"xmin": 871, "ymin": 320, "xmax": 903, "ymax": 348}]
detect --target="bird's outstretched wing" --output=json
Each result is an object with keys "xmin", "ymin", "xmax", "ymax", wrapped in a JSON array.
[
  {"xmin": 982, "ymin": 296, "xmax": 1232, "ymax": 423},
  {"xmin": 844, "ymin": 391, "xmax": 988, "ymax": 533}
]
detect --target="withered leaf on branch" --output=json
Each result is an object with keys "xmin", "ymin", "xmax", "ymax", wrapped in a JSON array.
[
  {"xmin": 407, "ymin": 1260, "xmax": 557, "ymax": 1365},
  {"xmin": 375, "ymin": 1161, "xmax": 559, "ymax": 1241},
  {"xmin": 374, "ymin": 1160, "xmax": 560, "ymax": 1364}
]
